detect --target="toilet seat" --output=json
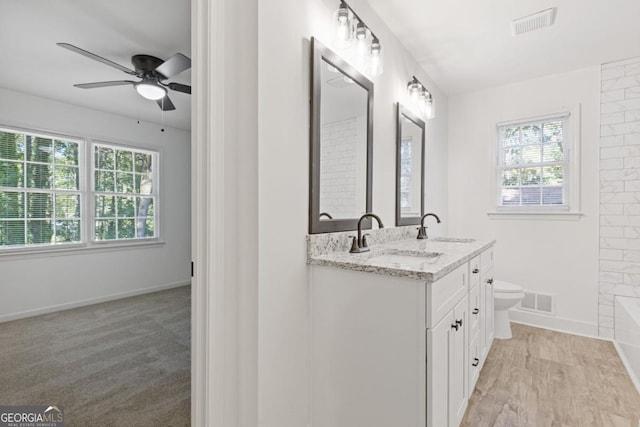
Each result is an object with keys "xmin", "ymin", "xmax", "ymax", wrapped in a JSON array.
[{"xmin": 493, "ymin": 280, "xmax": 522, "ymax": 293}]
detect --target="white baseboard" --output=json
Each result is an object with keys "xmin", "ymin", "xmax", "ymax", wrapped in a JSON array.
[
  {"xmin": 613, "ymin": 341, "xmax": 640, "ymax": 396},
  {"xmin": 0, "ymin": 281, "xmax": 191, "ymax": 323},
  {"xmin": 510, "ymin": 309, "xmax": 599, "ymax": 339}
]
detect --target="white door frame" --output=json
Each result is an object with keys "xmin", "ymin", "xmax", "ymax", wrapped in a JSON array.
[
  {"xmin": 191, "ymin": 0, "xmax": 230, "ymax": 424},
  {"xmin": 191, "ymin": 0, "xmax": 258, "ymax": 425}
]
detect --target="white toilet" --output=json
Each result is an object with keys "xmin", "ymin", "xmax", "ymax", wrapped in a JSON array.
[{"xmin": 493, "ymin": 280, "xmax": 524, "ymax": 339}]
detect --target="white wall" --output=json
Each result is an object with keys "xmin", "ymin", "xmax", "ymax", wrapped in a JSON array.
[
  {"xmin": 448, "ymin": 67, "xmax": 601, "ymax": 335},
  {"xmin": 0, "ymin": 87, "xmax": 191, "ymax": 321},
  {"xmin": 599, "ymin": 56, "xmax": 640, "ymax": 339},
  {"xmin": 257, "ymin": 0, "xmax": 449, "ymax": 425}
]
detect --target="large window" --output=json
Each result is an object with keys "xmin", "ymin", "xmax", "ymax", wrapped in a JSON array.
[
  {"xmin": 496, "ymin": 114, "xmax": 571, "ymax": 210},
  {"xmin": 0, "ymin": 128, "xmax": 82, "ymax": 247},
  {"xmin": 0, "ymin": 126, "xmax": 159, "ymax": 251},
  {"xmin": 94, "ymin": 144, "xmax": 157, "ymax": 241}
]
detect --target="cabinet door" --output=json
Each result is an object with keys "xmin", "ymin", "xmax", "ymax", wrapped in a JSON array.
[
  {"xmin": 449, "ymin": 295, "xmax": 468, "ymax": 427},
  {"xmin": 479, "ymin": 277, "xmax": 487, "ymax": 360},
  {"xmin": 484, "ymin": 270, "xmax": 495, "ymax": 351},
  {"xmin": 468, "ymin": 284, "xmax": 480, "ymax": 340},
  {"xmin": 427, "ymin": 312, "xmax": 452, "ymax": 427},
  {"xmin": 468, "ymin": 333, "xmax": 481, "ymax": 397}
]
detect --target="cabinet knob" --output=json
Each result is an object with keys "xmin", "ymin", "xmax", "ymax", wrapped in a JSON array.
[
  {"xmin": 472, "ymin": 358, "xmax": 479, "ymax": 367},
  {"xmin": 472, "ymin": 268, "xmax": 479, "ymax": 274},
  {"xmin": 451, "ymin": 322, "xmax": 459, "ymax": 331},
  {"xmin": 456, "ymin": 319, "xmax": 463, "ymax": 327},
  {"xmin": 486, "ymin": 278, "xmax": 494, "ymax": 285},
  {"xmin": 472, "ymin": 308, "xmax": 479, "ymax": 315}
]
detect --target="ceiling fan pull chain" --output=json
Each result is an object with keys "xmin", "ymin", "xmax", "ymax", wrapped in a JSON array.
[{"xmin": 161, "ymin": 99, "xmax": 165, "ymax": 132}]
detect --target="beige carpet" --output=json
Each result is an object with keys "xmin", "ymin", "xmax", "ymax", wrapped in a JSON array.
[{"xmin": 0, "ymin": 286, "xmax": 191, "ymax": 426}]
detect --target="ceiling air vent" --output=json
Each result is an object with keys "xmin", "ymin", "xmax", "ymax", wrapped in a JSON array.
[{"xmin": 511, "ymin": 8, "xmax": 556, "ymax": 36}]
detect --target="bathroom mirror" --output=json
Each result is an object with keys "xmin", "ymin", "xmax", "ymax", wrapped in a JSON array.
[
  {"xmin": 309, "ymin": 37, "xmax": 373, "ymax": 234},
  {"xmin": 396, "ymin": 104, "xmax": 425, "ymax": 226}
]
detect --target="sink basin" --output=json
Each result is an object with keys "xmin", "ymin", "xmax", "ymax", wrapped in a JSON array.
[
  {"xmin": 366, "ymin": 251, "xmax": 442, "ymax": 267},
  {"xmin": 430, "ymin": 237, "xmax": 476, "ymax": 243}
]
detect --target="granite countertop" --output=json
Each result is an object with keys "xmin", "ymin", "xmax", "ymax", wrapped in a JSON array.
[{"xmin": 308, "ymin": 237, "xmax": 495, "ymax": 283}]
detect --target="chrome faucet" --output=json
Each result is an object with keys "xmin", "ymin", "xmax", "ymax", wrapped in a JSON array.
[
  {"xmin": 349, "ymin": 213, "xmax": 384, "ymax": 253},
  {"xmin": 417, "ymin": 212, "xmax": 441, "ymax": 239}
]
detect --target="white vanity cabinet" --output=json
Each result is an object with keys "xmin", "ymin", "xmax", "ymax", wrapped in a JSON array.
[{"xmin": 310, "ymin": 242, "xmax": 495, "ymax": 427}]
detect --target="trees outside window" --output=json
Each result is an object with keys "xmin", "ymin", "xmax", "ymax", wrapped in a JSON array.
[
  {"xmin": 0, "ymin": 129, "xmax": 81, "ymax": 247},
  {"xmin": 0, "ymin": 127, "xmax": 159, "ymax": 250},
  {"xmin": 94, "ymin": 144, "xmax": 157, "ymax": 241},
  {"xmin": 496, "ymin": 115, "xmax": 570, "ymax": 210}
]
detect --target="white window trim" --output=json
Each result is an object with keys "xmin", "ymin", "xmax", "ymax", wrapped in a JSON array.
[
  {"xmin": 90, "ymin": 141, "xmax": 160, "ymax": 244},
  {"xmin": 0, "ymin": 125, "xmax": 163, "ymax": 256},
  {"xmin": 0, "ymin": 240, "xmax": 165, "ymax": 261},
  {"xmin": 488, "ymin": 105, "xmax": 582, "ymax": 220}
]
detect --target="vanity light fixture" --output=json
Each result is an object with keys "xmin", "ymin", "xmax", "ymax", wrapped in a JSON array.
[
  {"xmin": 332, "ymin": 0, "xmax": 384, "ymax": 77},
  {"xmin": 407, "ymin": 76, "xmax": 434, "ymax": 120}
]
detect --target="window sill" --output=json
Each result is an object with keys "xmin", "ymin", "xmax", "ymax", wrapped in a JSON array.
[
  {"xmin": 0, "ymin": 239, "xmax": 166, "ymax": 261},
  {"xmin": 487, "ymin": 211, "xmax": 583, "ymax": 221}
]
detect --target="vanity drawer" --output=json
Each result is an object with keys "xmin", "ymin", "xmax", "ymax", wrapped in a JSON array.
[
  {"xmin": 426, "ymin": 263, "xmax": 467, "ymax": 329},
  {"xmin": 469, "ymin": 255, "xmax": 481, "ymax": 290},
  {"xmin": 481, "ymin": 247, "xmax": 494, "ymax": 272}
]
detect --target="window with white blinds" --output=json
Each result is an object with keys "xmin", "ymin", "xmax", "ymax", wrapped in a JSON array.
[
  {"xmin": 0, "ymin": 128, "xmax": 82, "ymax": 247},
  {"xmin": 496, "ymin": 114, "xmax": 571, "ymax": 209},
  {"xmin": 0, "ymin": 126, "xmax": 160, "ymax": 252}
]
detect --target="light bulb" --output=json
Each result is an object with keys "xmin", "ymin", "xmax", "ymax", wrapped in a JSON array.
[
  {"xmin": 135, "ymin": 81, "xmax": 167, "ymax": 100},
  {"xmin": 417, "ymin": 90, "xmax": 434, "ymax": 119},
  {"xmin": 425, "ymin": 96, "xmax": 435, "ymax": 119},
  {"xmin": 355, "ymin": 23, "xmax": 367, "ymax": 41},
  {"xmin": 408, "ymin": 79, "xmax": 421, "ymax": 104},
  {"xmin": 353, "ymin": 23, "xmax": 369, "ymax": 70},
  {"xmin": 369, "ymin": 38, "xmax": 383, "ymax": 77},
  {"xmin": 333, "ymin": 5, "xmax": 353, "ymax": 49}
]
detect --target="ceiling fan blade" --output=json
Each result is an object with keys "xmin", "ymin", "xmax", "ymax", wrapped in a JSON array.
[
  {"xmin": 167, "ymin": 82, "xmax": 191, "ymax": 94},
  {"xmin": 74, "ymin": 80, "xmax": 136, "ymax": 89},
  {"xmin": 156, "ymin": 96, "xmax": 176, "ymax": 111},
  {"xmin": 57, "ymin": 43, "xmax": 136, "ymax": 76},
  {"xmin": 155, "ymin": 53, "xmax": 191, "ymax": 79}
]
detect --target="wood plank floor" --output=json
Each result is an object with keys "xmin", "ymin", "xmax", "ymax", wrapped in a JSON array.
[
  {"xmin": 462, "ymin": 323, "xmax": 640, "ymax": 427},
  {"xmin": 0, "ymin": 286, "xmax": 190, "ymax": 427}
]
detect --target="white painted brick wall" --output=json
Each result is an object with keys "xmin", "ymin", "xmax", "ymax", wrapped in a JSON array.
[
  {"xmin": 320, "ymin": 117, "xmax": 361, "ymax": 219},
  {"xmin": 600, "ymin": 56, "xmax": 640, "ymax": 339}
]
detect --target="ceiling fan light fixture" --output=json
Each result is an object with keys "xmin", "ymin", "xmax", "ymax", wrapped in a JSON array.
[{"xmin": 135, "ymin": 81, "xmax": 167, "ymax": 100}]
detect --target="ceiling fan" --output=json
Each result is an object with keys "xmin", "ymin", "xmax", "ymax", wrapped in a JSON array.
[{"xmin": 57, "ymin": 42, "xmax": 191, "ymax": 111}]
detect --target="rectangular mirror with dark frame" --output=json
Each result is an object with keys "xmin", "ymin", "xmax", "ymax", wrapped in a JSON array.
[
  {"xmin": 396, "ymin": 103, "xmax": 425, "ymax": 226},
  {"xmin": 309, "ymin": 37, "xmax": 373, "ymax": 234}
]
